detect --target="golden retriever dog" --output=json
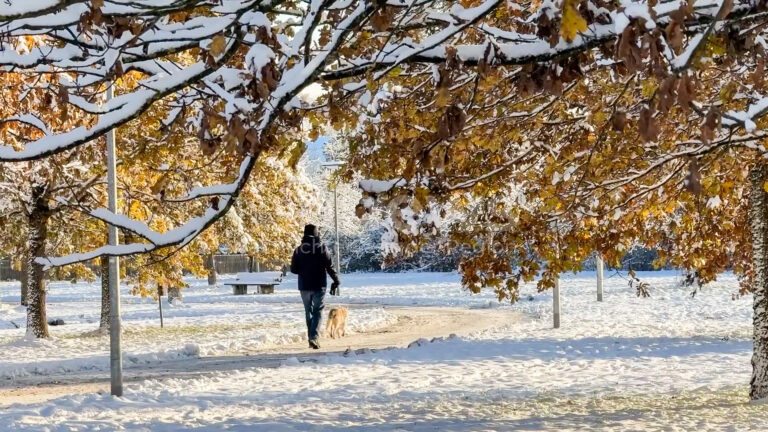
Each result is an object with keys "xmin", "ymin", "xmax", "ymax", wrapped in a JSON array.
[{"xmin": 326, "ymin": 307, "xmax": 348, "ymax": 339}]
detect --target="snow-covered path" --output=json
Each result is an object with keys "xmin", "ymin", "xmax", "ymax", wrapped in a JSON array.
[
  {"xmin": 0, "ymin": 305, "xmax": 519, "ymax": 405},
  {"xmin": 0, "ymin": 270, "xmax": 763, "ymax": 430}
]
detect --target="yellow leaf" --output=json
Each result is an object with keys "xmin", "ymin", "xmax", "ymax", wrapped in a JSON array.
[
  {"xmin": 763, "ymin": 180, "xmax": 768, "ymax": 193},
  {"xmin": 720, "ymin": 82, "xmax": 737, "ymax": 104},
  {"xmin": 287, "ymin": 141, "xmax": 306, "ymax": 168},
  {"xmin": 560, "ymin": 0, "xmax": 587, "ymax": 42},
  {"xmin": 210, "ymin": 35, "xmax": 227, "ymax": 57}
]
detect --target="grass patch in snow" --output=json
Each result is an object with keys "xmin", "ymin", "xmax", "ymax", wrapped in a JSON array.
[
  {"xmin": 30, "ymin": 321, "xmax": 287, "ymax": 342},
  {"xmin": 121, "ymin": 321, "xmax": 284, "ymax": 341}
]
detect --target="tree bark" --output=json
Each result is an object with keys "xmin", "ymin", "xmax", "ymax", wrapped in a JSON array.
[
  {"xmin": 20, "ymin": 260, "xmax": 28, "ymax": 306},
  {"xmin": 25, "ymin": 206, "xmax": 50, "ymax": 339},
  {"xmin": 750, "ymin": 165, "xmax": 768, "ymax": 399},
  {"xmin": 99, "ymin": 255, "xmax": 110, "ymax": 333},
  {"xmin": 207, "ymin": 253, "xmax": 217, "ymax": 286}
]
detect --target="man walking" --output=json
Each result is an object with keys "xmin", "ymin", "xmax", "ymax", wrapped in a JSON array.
[{"xmin": 290, "ymin": 224, "xmax": 340, "ymax": 349}]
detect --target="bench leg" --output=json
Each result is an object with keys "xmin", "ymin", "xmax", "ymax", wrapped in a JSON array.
[
  {"xmin": 233, "ymin": 285, "xmax": 247, "ymax": 295},
  {"xmin": 253, "ymin": 285, "xmax": 275, "ymax": 294}
]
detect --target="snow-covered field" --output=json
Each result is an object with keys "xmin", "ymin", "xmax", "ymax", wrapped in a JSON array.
[
  {"xmin": 0, "ymin": 270, "xmax": 765, "ymax": 430},
  {"xmin": 0, "ymin": 275, "xmax": 395, "ymax": 380}
]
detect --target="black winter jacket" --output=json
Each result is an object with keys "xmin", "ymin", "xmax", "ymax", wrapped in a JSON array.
[{"xmin": 290, "ymin": 235, "xmax": 340, "ymax": 291}]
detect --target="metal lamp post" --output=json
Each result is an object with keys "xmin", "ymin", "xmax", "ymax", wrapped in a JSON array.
[
  {"xmin": 105, "ymin": 84, "xmax": 123, "ymax": 396},
  {"xmin": 333, "ymin": 185, "xmax": 340, "ymax": 273},
  {"xmin": 321, "ymin": 161, "xmax": 343, "ymax": 277}
]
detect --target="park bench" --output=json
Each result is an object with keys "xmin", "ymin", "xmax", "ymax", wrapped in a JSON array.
[{"xmin": 226, "ymin": 271, "xmax": 282, "ymax": 295}]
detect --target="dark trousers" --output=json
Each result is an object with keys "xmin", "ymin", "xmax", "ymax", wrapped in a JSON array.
[{"xmin": 300, "ymin": 290, "xmax": 325, "ymax": 341}]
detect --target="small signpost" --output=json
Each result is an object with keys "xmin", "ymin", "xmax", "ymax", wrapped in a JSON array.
[{"xmin": 157, "ymin": 285, "xmax": 165, "ymax": 328}]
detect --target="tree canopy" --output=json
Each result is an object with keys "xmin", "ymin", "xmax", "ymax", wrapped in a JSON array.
[
  {"xmin": 335, "ymin": 0, "xmax": 768, "ymax": 300},
  {"xmin": 3, "ymin": 0, "xmax": 766, "ymax": 270}
]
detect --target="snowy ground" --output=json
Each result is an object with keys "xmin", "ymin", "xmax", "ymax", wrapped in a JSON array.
[
  {"xmin": 0, "ymin": 275, "xmax": 395, "ymax": 381},
  {"xmin": 0, "ymin": 270, "xmax": 764, "ymax": 430}
]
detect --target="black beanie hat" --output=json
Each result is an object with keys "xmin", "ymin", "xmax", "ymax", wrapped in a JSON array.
[{"xmin": 303, "ymin": 224, "xmax": 318, "ymax": 237}]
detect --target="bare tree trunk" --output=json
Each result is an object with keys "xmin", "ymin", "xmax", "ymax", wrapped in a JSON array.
[
  {"xmin": 20, "ymin": 261, "xmax": 28, "ymax": 306},
  {"xmin": 99, "ymin": 255, "xmax": 110, "ymax": 333},
  {"xmin": 26, "ymin": 207, "xmax": 49, "ymax": 339},
  {"xmin": 751, "ymin": 165, "xmax": 768, "ymax": 399},
  {"xmin": 207, "ymin": 253, "xmax": 217, "ymax": 286}
]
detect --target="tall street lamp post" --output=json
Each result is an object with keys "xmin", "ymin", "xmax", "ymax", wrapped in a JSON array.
[{"xmin": 321, "ymin": 161, "xmax": 343, "ymax": 281}]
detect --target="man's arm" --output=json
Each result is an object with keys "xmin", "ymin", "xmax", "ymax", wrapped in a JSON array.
[
  {"xmin": 290, "ymin": 248, "xmax": 300, "ymax": 274},
  {"xmin": 323, "ymin": 245, "xmax": 340, "ymax": 284}
]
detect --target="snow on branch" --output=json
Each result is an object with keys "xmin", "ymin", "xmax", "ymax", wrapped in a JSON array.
[
  {"xmin": 360, "ymin": 178, "xmax": 406, "ymax": 193},
  {"xmin": 324, "ymin": 0, "xmax": 759, "ymax": 80},
  {"xmin": 722, "ymin": 97, "xmax": 768, "ymax": 132},
  {"xmin": 0, "ymin": 0, "xmax": 84, "ymax": 21}
]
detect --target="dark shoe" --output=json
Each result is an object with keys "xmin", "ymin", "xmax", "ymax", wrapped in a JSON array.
[{"xmin": 309, "ymin": 339, "xmax": 320, "ymax": 349}]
